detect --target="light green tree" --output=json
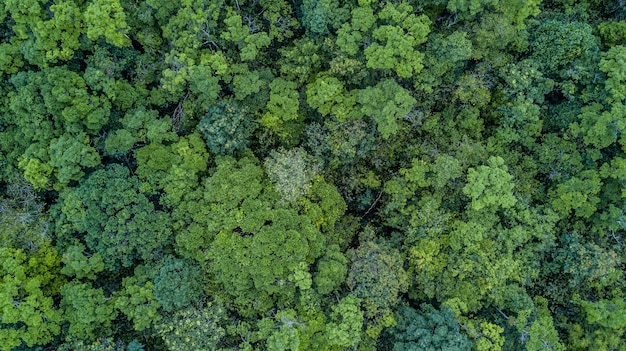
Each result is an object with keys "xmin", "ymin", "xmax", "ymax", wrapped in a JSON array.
[
  {"xmin": 0, "ymin": 246, "xmax": 64, "ymax": 351},
  {"xmin": 463, "ymin": 156, "xmax": 517, "ymax": 211}
]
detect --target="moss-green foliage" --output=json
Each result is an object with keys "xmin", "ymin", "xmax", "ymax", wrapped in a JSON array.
[
  {"xmin": 530, "ymin": 19, "xmax": 599, "ymax": 78},
  {"xmin": 388, "ymin": 304, "xmax": 472, "ymax": 351},
  {"xmin": 60, "ymin": 281, "xmax": 118, "ymax": 341},
  {"xmin": 197, "ymin": 100, "xmax": 255, "ymax": 155},
  {"xmin": 1, "ymin": 0, "xmax": 624, "ymax": 349},
  {"xmin": 156, "ymin": 302, "xmax": 227, "ymax": 351},
  {"xmin": 58, "ymin": 338, "xmax": 145, "ymax": 351},
  {"xmin": 153, "ymin": 256, "xmax": 205, "ymax": 312},
  {"xmin": 54, "ymin": 164, "xmax": 172, "ymax": 270},
  {"xmin": 347, "ymin": 230, "xmax": 409, "ymax": 337}
]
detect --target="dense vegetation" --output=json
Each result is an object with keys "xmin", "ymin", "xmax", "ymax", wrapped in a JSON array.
[{"xmin": 1, "ymin": 0, "xmax": 625, "ymax": 350}]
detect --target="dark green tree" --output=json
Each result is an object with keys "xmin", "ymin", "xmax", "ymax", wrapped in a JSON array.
[
  {"xmin": 54, "ymin": 164, "xmax": 172, "ymax": 270},
  {"xmin": 197, "ymin": 100, "xmax": 256, "ymax": 155},
  {"xmin": 388, "ymin": 304, "xmax": 472, "ymax": 351},
  {"xmin": 153, "ymin": 255, "xmax": 205, "ymax": 312}
]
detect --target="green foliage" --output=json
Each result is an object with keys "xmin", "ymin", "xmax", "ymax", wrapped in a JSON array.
[
  {"xmin": 278, "ymin": 38, "xmax": 322, "ymax": 84},
  {"xmin": 84, "ymin": 0, "xmax": 131, "ymax": 47},
  {"xmin": 264, "ymin": 147, "xmax": 320, "ymax": 204},
  {"xmin": 197, "ymin": 100, "xmax": 255, "ymax": 155},
  {"xmin": 1, "ymin": 0, "xmax": 624, "ymax": 349},
  {"xmin": 358, "ymin": 79, "xmax": 416, "ymax": 139},
  {"xmin": 550, "ymin": 170, "xmax": 602, "ymax": 218},
  {"xmin": 570, "ymin": 103, "xmax": 626, "ymax": 149},
  {"xmin": 104, "ymin": 107, "xmax": 177, "ymax": 156},
  {"xmin": 347, "ymin": 231, "xmax": 409, "ymax": 337},
  {"xmin": 361, "ymin": 3, "xmax": 431, "ymax": 78},
  {"xmin": 58, "ymin": 338, "xmax": 145, "ymax": 351},
  {"xmin": 325, "ymin": 294, "xmax": 364, "ymax": 348},
  {"xmin": 306, "ymin": 74, "xmax": 362, "ymax": 121},
  {"xmin": 134, "ymin": 133, "xmax": 208, "ymax": 205},
  {"xmin": 300, "ymin": 177, "xmax": 348, "ymax": 233},
  {"xmin": 0, "ymin": 246, "xmax": 63, "ymax": 351},
  {"xmin": 463, "ymin": 156, "xmax": 516, "ymax": 211},
  {"xmin": 305, "ymin": 119, "xmax": 377, "ymax": 166},
  {"xmin": 47, "ymin": 133, "xmax": 101, "ymax": 188},
  {"xmin": 61, "ymin": 244, "xmax": 105, "ymax": 280},
  {"xmin": 261, "ymin": 78, "xmax": 301, "ymax": 137},
  {"xmin": 598, "ymin": 21, "xmax": 626, "ymax": 47},
  {"xmin": 571, "ymin": 296, "xmax": 626, "ymax": 351},
  {"xmin": 60, "ymin": 281, "xmax": 117, "ymax": 341},
  {"xmin": 0, "ymin": 175, "xmax": 50, "ymax": 251},
  {"xmin": 417, "ymin": 31, "xmax": 473, "ymax": 93},
  {"xmin": 530, "ymin": 20, "xmax": 598, "ymax": 77},
  {"xmin": 113, "ymin": 265, "xmax": 161, "ymax": 331},
  {"xmin": 599, "ymin": 45, "xmax": 626, "ymax": 103},
  {"xmin": 54, "ymin": 164, "xmax": 172, "ymax": 270},
  {"xmin": 300, "ymin": 0, "xmax": 349, "ymax": 36},
  {"xmin": 209, "ymin": 207, "xmax": 323, "ymax": 313},
  {"xmin": 389, "ymin": 304, "xmax": 472, "ymax": 351},
  {"xmin": 524, "ymin": 297, "xmax": 566, "ymax": 351},
  {"xmin": 153, "ymin": 256, "xmax": 205, "ymax": 312},
  {"xmin": 156, "ymin": 301, "xmax": 227, "ymax": 351},
  {"xmin": 172, "ymin": 155, "xmax": 266, "ymax": 262},
  {"xmin": 556, "ymin": 234, "xmax": 622, "ymax": 290},
  {"xmin": 313, "ymin": 245, "xmax": 348, "ymax": 295},
  {"xmin": 260, "ymin": 309, "xmax": 306, "ymax": 351}
]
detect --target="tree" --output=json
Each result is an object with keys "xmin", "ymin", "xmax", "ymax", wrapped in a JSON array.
[
  {"xmin": 197, "ymin": 100, "xmax": 255, "ymax": 155},
  {"xmin": 156, "ymin": 301, "xmax": 227, "ymax": 351},
  {"xmin": 153, "ymin": 255, "xmax": 205, "ymax": 312},
  {"xmin": 358, "ymin": 78, "xmax": 416, "ymax": 139},
  {"xmin": 84, "ymin": 0, "xmax": 132, "ymax": 47},
  {"xmin": 336, "ymin": 2, "xmax": 431, "ymax": 79},
  {"xmin": 555, "ymin": 233, "xmax": 622, "ymax": 291},
  {"xmin": 60, "ymin": 243, "xmax": 105, "ymax": 280},
  {"xmin": 569, "ymin": 103, "xmax": 626, "ymax": 149},
  {"xmin": 530, "ymin": 20, "xmax": 599, "ymax": 79},
  {"xmin": 0, "ymin": 173, "xmax": 50, "ymax": 251},
  {"xmin": 347, "ymin": 229, "xmax": 409, "ymax": 338},
  {"xmin": 134, "ymin": 133, "xmax": 208, "ymax": 206},
  {"xmin": 597, "ymin": 44, "xmax": 626, "ymax": 103},
  {"xmin": 209, "ymin": 207, "xmax": 322, "ymax": 314},
  {"xmin": 300, "ymin": 0, "xmax": 349, "ymax": 36},
  {"xmin": 60, "ymin": 281, "xmax": 117, "ymax": 341},
  {"xmin": 388, "ymin": 304, "xmax": 472, "ymax": 351},
  {"xmin": 463, "ymin": 156, "xmax": 517, "ymax": 211},
  {"xmin": 0, "ymin": 246, "xmax": 63, "ymax": 351},
  {"xmin": 264, "ymin": 310, "xmax": 304, "ymax": 351},
  {"xmin": 523, "ymin": 297, "xmax": 566, "ymax": 351},
  {"xmin": 264, "ymin": 147, "xmax": 320, "ymax": 204},
  {"xmin": 570, "ymin": 296, "xmax": 626, "ymax": 351},
  {"xmin": 53, "ymin": 164, "xmax": 172, "ymax": 270},
  {"xmin": 306, "ymin": 74, "xmax": 362, "ymax": 122},
  {"xmin": 550, "ymin": 170, "xmax": 602, "ymax": 218},
  {"xmin": 313, "ymin": 245, "xmax": 348, "ymax": 295},
  {"xmin": 416, "ymin": 31, "xmax": 473, "ymax": 94},
  {"xmin": 46, "ymin": 133, "xmax": 101, "ymax": 189},
  {"xmin": 104, "ymin": 107, "xmax": 177, "ymax": 156},
  {"xmin": 324, "ymin": 295, "xmax": 364, "ymax": 348},
  {"xmin": 113, "ymin": 265, "xmax": 161, "ymax": 332},
  {"xmin": 261, "ymin": 78, "xmax": 302, "ymax": 138},
  {"xmin": 58, "ymin": 338, "xmax": 145, "ymax": 351}
]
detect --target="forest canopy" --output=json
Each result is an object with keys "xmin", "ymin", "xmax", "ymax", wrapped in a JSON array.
[{"xmin": 0, "ymin": 0, "xmax": 625, "ymax": 350}]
